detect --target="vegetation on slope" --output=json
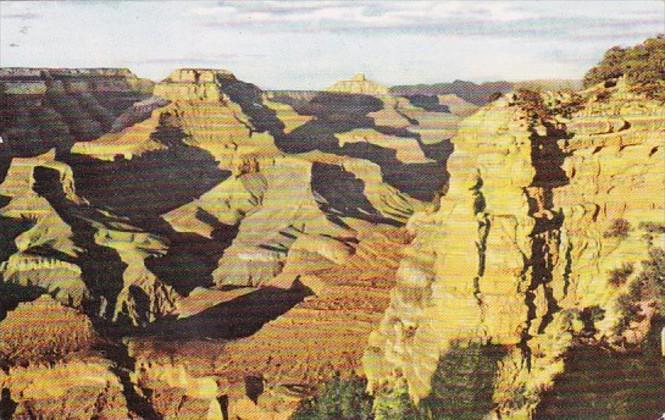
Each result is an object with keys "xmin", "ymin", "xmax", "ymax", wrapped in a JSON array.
[
  {"xmin": 583, "ymin": 35, "xmax": 665, "ymax": 99},
  {"xmin": 614, "ymin": 246, "xmax": 665, "ymax": 336},
  {"xmin": 292, "ymin": 343, "xmax": 506, "ymax": 420},
  {"xmin": 292, "ymin": 373, "xmax": 374, "ymax": 420},
  {"xmin": 536, "ymin": 318, "xmax": 665, "ymax": 418},
  {"xmin": 419, "ymin": 343, "xmax": 507, "ymax": 419}
]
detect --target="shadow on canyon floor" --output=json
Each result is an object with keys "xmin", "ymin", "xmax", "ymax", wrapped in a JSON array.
[
  {"xmin": 145, "ymin": 223, "xmax": 238, "ymax": 296},
  {"xmin": 64, "ymin": 115, "xmax": 236, "ymax": 295},
  {"xmin": 311, "ymin": 161, "xmax": 402, "ymax": 226},
  {"xmin": 33, "ymin": 165, "xmax": 127, "ymax": 317},
  {"xmin": 139, "ymin": 285, "xmax": 312, "ymax": 340}
]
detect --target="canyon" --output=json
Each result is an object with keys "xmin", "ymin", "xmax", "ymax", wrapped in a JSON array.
[{"xmin": 0, "ymin": 52, "xmax": 663, "ymax": 420}]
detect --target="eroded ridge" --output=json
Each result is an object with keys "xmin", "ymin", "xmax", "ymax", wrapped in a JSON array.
[{"xmin": 364, "ymin": 78, "xmax": 665, "ymax": 417}]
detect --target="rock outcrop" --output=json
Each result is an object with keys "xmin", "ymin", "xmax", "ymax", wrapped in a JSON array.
[
  {"xmin": 5, "ymin": 63, "xmax": 621, "ymax": 419},
  {"xmin": 0, "ymin": 295, "xmax": 136, "ymax": 418},
  {"xmin": 68, "ymin": 68, "xmax": 457, "ymax": 289},
  {"xmin": 0, "ymin": 295, "xmax": 98, "ymax": 366},
  {"xmin": 364, "ymin": 78, "xmax": 665, "ymax": 416},
  {"xmin": 436, "ymin": 94, "xmax": 480, "ymax": 117},
  {"xmin": 0, "ymin": 68, "xmax": 152, "ymax": 157},
  {"xmin": 0, "ymin": 354, "xmax": 134, "ymax": 419},
  {"xmin": 327, "ymin": 73, "xmax": 390, "ymax": 95},
  {"xmin": 0, "ymin": 148, "xmax": 180, "ymax": 326},
  {"xmin": 126, "ymin": 225, "xmax": 410, "ymax": 419}
]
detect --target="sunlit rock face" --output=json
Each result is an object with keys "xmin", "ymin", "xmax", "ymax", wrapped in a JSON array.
[
  {"xmin": 0, "ymin": 148, "xmax": 180, "ymax": 327},
  {"xmin": 0, "ymin": 295, "xmax": 98, "ymax": 365},
  {"xmin": 327, "ymin": 73, "xmax": 390, "ymax": 95},
  {"xmin": 70, "ymin": 67, "xmax": 455, "ymax": 289},
  {"xmin": 0, "ymin": 64, "xmax": 517, "ymax": 419},
  {"xmin": 364, "ymin": 78, "xmax": 664, "ymax": 417},
  {"xmin": 0, "ymin": 295, "xmax": 135, "ymax": 418}
]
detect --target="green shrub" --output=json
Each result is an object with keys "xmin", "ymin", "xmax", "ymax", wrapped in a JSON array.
[
  {"xmin": 608, "ymin": 263, "xmax": 634, "ymax": 287},
  {"xmin": 583, "ymin": 35, "xmax": 665, "ymax": 100},
  {"xmin": 292, "ymin": 373, "xmax": 374, "ymax": 420},
  {"xmin": 514, "ymin": 89, "xmax": 549, "ymax": 121},
  {"xmin": 639, "ymin": 222, "xmax": 665, "ymax": 234},
  {"xmin": 549, "ymin": 93, "xmax": 585, "ymax": 119},
  {"xmin": 584, "ymin": 46, "xmax": 628, "ymax": 87},
  {"xmin": 639, "ymin": 247, "xmax": 665, "ymax": 313},
  {"xmin": 372, "ymin": 379, "xmax": 422, "ymax": 420},
  {"xmin": 580, "ymin": 305, "xmax": 606, "ymax": 335},
  {"xmin": 603, "ymin": 218, "xmax": 631, "ymax": 239},
  {"xmin": 419, "ymin": 343, "xmax": 507, "ymax": 420},
  {"xmin": 639, "ymin": 222, "xmax": 665, "ymax": 245},
  {"xmin": 613, "ymin": 247, "xmax": 665, "ymax": 335},
  {"xmin": 614, "ymin": 294, "xmax": 645, "ymax": 335}
]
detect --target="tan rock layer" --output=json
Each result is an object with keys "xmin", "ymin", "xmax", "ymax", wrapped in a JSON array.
[
  {"xmin": 127, "ymin": 227, "xmax": 409, "ymax": 419},
  {"xmin": 364, "ymin": 80, "xmax": 665, "ymax": 416}
]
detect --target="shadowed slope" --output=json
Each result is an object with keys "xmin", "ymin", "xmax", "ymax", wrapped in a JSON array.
[
  {"xmin": 311, "ymin": 162, "xmax": 398, "ymax": 225},
  {"xmin": 32, "ymin": 166, "xmax": 127, "ymax": 317},
  {"xmin": 0, "ymin": 68, "xmax": 152, "ymax": 157},
  {"xmin": 272, "ymin": 92, "xmax": 452, "ymax": 202},
  {"xmin": 141, "ymin": 286, "xmax": 311, "ymax": 340},
  {"xmin": 67, "ymin": 112, "xmax": 229, "ymax": 224},
  {"xmin": 145, "ymin": 225, "xmax": 238, "ymax": 295}
]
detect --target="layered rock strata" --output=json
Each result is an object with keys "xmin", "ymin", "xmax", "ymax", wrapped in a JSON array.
[{"xmin": 364, "ymin": 79, "xmax": 665, "ymax": 417}]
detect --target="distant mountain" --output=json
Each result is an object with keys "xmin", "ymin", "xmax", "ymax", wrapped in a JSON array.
[
  {"xmin": 327, "ymin": 73, "xmax": 390, "ymax": 95},
  {"xmin": 390, "ymin": 79, "xmax": 583, "ymax": 105},
  {"xmin": 390, "ymin": 80, "xmax": 513, "ymax": 105}
]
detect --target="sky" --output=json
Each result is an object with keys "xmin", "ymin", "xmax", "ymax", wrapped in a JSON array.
[{"xmin": 1, "ymin": 1, "xmax": 663, "ymax": 90}]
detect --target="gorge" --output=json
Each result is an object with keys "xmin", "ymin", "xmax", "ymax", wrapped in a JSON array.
[{"xmin": 0, "ymin": 36, "xmax": 664, "ymax": 420}]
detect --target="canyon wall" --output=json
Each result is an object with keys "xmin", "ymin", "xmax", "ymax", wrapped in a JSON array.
[
  {"xmin": 0, "ymin": 67, "xmax": 465, "ymax": 418},
  {"xmin": 364, "ymin": 78, "xmax": 664, "ymax": 417},
  {"xmin": 0, "ymin": 68, "xmax": 153, "ymax": 158}
]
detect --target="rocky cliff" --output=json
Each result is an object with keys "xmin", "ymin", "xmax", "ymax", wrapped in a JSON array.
[
  {"xmin": 327, "ymin": 73, "xmax": 390, "ymax": 95},
  {"xmin": 0, "ymin": 66, "xmax": 465, "ymax": 418},
  {"xmin": 364, "ymin": 77, "xmax": 664, "ymax": 417},
  {"xmin": 0, "ymin": 148, "xmax": 180, "ymax": 326},
  {"xmin": 0, "ymin": 295, "xmax": 140, "ymax": 419},
  {"xmin": 1, "ymin": 60, "xmax": 658, "ymax": 418},
  {"xmin": 0, "ymin": 68, "xmax": 152, "ymax": 158},
  {"xmin": 69, "ymin": 68, "xmax": 456, "ymax": 290}
]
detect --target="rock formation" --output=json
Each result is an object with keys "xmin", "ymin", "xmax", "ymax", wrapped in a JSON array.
[
  {"xmin": 364, "ymin": 77, "xmax": 664, "ymax": 417},
  {"xmin": 0, "ymin": 55, "xmax": 657, "ymax": 419},
  {"xmin": 327, "ymin": 73, "xmax": 390, "ymax": 95},
  {"xmin": 436, "ymin": 94, "xmax": 479, "ymax": 117},
  {"xmin": 391, "ymin": 80, "xmax": 584, "ymax": 107},
  {"xmin": 0, "ymin": 64, "xmax": 462, "ymax": 415},
  {"xmin": 67, "ymin": 68, "xmax": 454, "ymax": 290},
  {"xmin": 0, "ymin": 148, "xmax": 180, "ymax": 326},
  {"xmin": 126, "ymin": 225, "xmax": 410, "ymax": 418},
  {"xmin": 0, "ymin": 295, "xmax": 98, "ymax": 366},
  {"xmin": 0, "ymin": 295, "xmax": 138, "ymax": 418},
  {"xmin": 0, "ymin": 68, "xmax": 152, "ymax": 157},
  {"xmin": 0, "ymin": 355, "xmax": 134, "ymax": 419}
]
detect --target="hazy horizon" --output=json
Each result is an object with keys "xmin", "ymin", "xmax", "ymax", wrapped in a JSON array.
[{"xmin": 1, "ymin": 0, "xmax": 663, "ymax": 90}]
